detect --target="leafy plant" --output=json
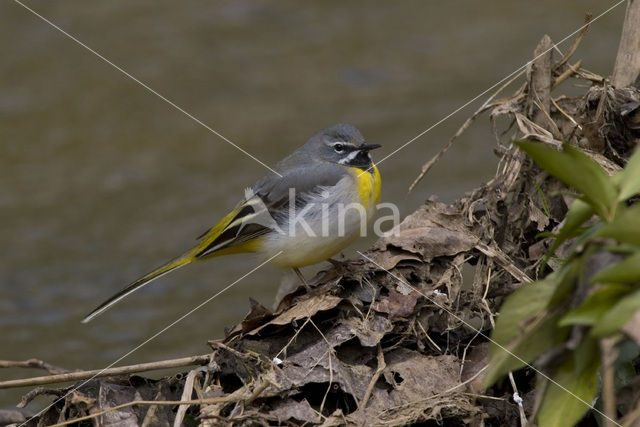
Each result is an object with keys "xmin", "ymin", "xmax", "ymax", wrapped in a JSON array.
[{"xmin": 485, "ymin": 141, "xmax": 640, "ymax": 426}]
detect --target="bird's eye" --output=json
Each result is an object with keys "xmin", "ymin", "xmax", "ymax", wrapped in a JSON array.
[{"xmin": 333, "ymin": 144, "xmax": 345, "ymax": 153}]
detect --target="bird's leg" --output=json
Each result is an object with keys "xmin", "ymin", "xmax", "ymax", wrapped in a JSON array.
[{"xmin": 293, "ymin": 267, "xmax": 312, "ymax": 291}]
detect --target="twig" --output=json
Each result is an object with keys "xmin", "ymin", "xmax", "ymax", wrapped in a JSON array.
[
  {"xmin": 18, "ymin": 386, "xmax": 71, "ymax": 409},
  {"xmin": 459, "ymin": 316, "xmax": 485, "ymax": 381},
  {"xmin": 555, "ymin": 14, "xmax": 592, "ymax": 70},
  {"xmin": 361, "ymin": 344, "xmax": 386, "ymax": 408},
  {"xmin": 551, "ymin": 96, "xmax": 582, "ymax": 130},
  {"xmin": 363, "ymin": 277, "xmax": 378, "ymax": 321},
  {"xmin": 208, "ymin": 341, "xmax": 255, "ymax": 361},
  {"xmin": 407, "ymin": 100, "xmax": 492, "ymax": 193},
  {"xmin": 48, "ymin": 395, "xmax": 241, "ymax": 427},
  {"xmin": 273, "ymin": 315, "xmax": 312, "ymax": 361},
  {"xmin": 533, "ymin": 95, "xmax": 563, "ymax": 139},
  {"xmin": 174, "ymin": 369, "xmax": 199, "ymax": 427},
  {"xmin": 574, "ymin": 67, "xmax": 605, "ymax": 84},
  {"xmin": 309, "ymin": 318, "xmax": 338, "ymax": 414},
  {"xmin": 527, "ymin": 376, "xmax": 549, "ymax": 426},
  {"xmin": 407, "ymin": 67, "xmax": 526, "ymax": 193},
  {"xmin": 552, "ymin": 60, "xmax": 583, "ymax": 90},
  {"xmin": 509, "ymin": 372, "xmax": 528, "ymax": 426},
  {"xmin": 141, "ymin": 390, "xmax": 164, "ymax": 427},
  {"xmin": 481, "ymin": 265, "xmax": 496, "ymax": 328},
  {"xmin": 416, "ymin": 320, "xmax": 442, "ymax": 352},
  {"xmin": 612, "ymin": 0, "xmax": 640, "ymax": 87},
  {"xmin": 193, "ymin": 374, "xmax": 205, "ymax": 400},
  {"xmin": 462, "ymin": 392, "xmax": 506, "ymax": 401},
  {"xmin": 245, "ymin": 379, "xmax": 271, "ymax": 405},
  {"xmin": 529, "ymin": 35, "xmax": 553, "ymax": 130},
  {"xmin": 601, "ymin": 338, "xmax": 619, "ymax": 427},
  {"xmin": 475, "ymin": 243, "xmax": 532, "ymax": 284},
  {"xmin": 0, "ymin": 358, "xmax": 73, "ymax": 375},
  {"xmin": 0, "ymin": 354, "xmax": 212, "ymax": 389}
]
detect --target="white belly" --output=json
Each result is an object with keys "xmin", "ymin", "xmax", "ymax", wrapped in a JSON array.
[{"xmin": 260, "ymin": 175, "xmax": 375, "ymax": 268}]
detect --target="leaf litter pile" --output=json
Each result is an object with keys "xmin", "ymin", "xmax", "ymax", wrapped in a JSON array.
[{"xmin": 12, "ymin": 29, "xmax": 640, "ymax": 426}]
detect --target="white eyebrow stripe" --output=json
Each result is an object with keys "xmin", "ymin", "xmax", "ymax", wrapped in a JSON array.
[
  {"xmin": 338, "ymin": 149, "xmax": 361, "ymax": 164},
  {"xmin": 329, "ymin": 141, "xmax": 356, "ymax": 147}
]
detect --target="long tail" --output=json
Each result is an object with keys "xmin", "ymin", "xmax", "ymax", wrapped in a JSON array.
[
  {"xmin": 81, "ymin": 254, "xmax": 192, "ymax": 323},
  {"xmin": 81, "ymin": 197, "xmax": 270, "ymax": 323}
]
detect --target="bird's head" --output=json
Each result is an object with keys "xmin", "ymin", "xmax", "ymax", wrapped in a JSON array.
[{"xmin": 307, "ymin": 123, "xmax": 381, "ymax": 169}]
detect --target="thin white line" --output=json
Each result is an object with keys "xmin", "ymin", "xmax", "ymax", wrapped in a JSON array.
[
  {"xmin": 372, "ymin": 0, "xmax": 626, "ymax": 170},
  {"xmin": 357, "ymin": 251, "xmax": 621, "ymax": 427},
  {"xmin": 21, "ymin": 252, "xmax": 282, "ymax": 426},
  {"xmin": 12, "ymin": 0, "xmax": 282, "ymax": 177}
]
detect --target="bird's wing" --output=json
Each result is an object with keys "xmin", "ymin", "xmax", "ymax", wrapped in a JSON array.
[
  {"xmin": 193, "ymin": 195, "xmax": 271, "ymax": 258},
  {"xmin": 254, "ymin": 161, "xmax": 346, "ymax": 208},
  {"xmin": 196, "ymin": 162, "xmax": 347, "ymax": 257}
]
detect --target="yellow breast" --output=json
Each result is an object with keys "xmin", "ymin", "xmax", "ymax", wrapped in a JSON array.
[{"xmin": 349, "ymin": 164, "xmax": 381, "ymax": 208}]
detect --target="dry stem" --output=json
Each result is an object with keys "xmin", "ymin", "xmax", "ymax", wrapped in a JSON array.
[
  {"xmin": 0, "ymin": 358, "xmax": 73, "ymax": 375},
  {"xmin": 0, "ymin": 354, "xmax": 211, "ymax": 389}
]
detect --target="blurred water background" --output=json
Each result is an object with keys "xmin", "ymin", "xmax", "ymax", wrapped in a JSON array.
[{"xmin": 0, "ymin": 0, "xmax": 626, "ymax": 411}]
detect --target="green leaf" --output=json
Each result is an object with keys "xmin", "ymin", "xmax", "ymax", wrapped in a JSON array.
[
  {"xmin": 559, "ymin": 284, "xmax": 630, "ymax": 326},
  {"xmin": 618, "ymin": 146, "xmax": 640, "ymax": 201},
  {"xmin": 485, "ymin": 271, "xmax": 570, "ymax": 386},
  {"xmin": 549, "ymin": 256, "xmax": 580, "ymax": 304},
  {"xmin": 573, "ymin": 337, "xmax": 599, "ymax": 375},
  {"xmin": 486, "ymin": 311, "xmax": 568, "ymax": 388},
  {"xmin": 591, "ymin": 288, "xmax": 640, "ymax": 337},
  {"xmin": 537, "ymin": 184, "xmax": 552, "ymax": 217},
  {"xmin": 516, "ymin": 141, "xmax": 617, "ymax": 220},
  {"xmin": 593, "ymin": 204, "xmax": 640, "ymax": 246},
  {"xmin": 590, "ymin": 252, "xmax": 640, "ymax": 284},
  {"xmin": 563, "ymin": 144, "xmax": 618, "ymax": 218},
  {"xmin": 545, "ymin": 198, "xmax": 594, "ymax": 262},
  {"xmin": 537, "ymin": 338, "xmax": 600, "ymax": 427}
]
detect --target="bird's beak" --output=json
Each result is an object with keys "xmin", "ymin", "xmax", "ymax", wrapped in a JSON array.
[{"xmin": 360, "ymin": 142, "xmax": 382, "ymax": 151}]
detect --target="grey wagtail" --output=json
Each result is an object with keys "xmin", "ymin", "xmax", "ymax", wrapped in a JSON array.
[{"xmin": 82, "ymin": 124, "xmax": 381, "ymax": 323}]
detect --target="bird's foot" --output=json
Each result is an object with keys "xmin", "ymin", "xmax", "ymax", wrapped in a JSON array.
[{"xmin": 293, "ymin": 267, "xmax": 313, "ymax": 292}]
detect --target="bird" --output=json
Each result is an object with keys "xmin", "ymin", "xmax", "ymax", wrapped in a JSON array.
[{"xmin": 82, "ymin": 124, "xmax": 381, "ymax": 323}]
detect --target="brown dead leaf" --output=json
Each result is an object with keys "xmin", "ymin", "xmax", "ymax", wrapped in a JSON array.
[
  {"xmin": 370, "ymin": 202, "xmax": 477, "ymax": 269},
  {"xmin": 247, "ymin": 295, "xmax": 342, "ymax": 336},
  {"xmin": 0, "ymin": 410, "xmax": 25, "ymax": 425},
  {"xmin": 345, "ymin": 349, "xmax": 474, "ymax": 425},
  {"xmin": 402, "ymin": 201, "xmax": 468, "ymax": 232},
  {"xmin": 243, "ymin": 298, "xmax": 273, "ymax": 328},
  {"xmin": 342, "ymin": 315, "xmax": 394, "ymax": 347},
  {"xmin": 460, "ymin": 342, "xmax": 489, "ymax": 394},
  {"xmin": 372, "ymin": 289, "xmax": 419, "ymax": 319},
  {"xmin": 528, "ymin": 198, "xmax": 550, "ymax": 231},
  {"xmin": 278, "ymin": 362, "xmax": 373, "ymax": 402},
  {"xmin": 383, "ymin": 349, "xmax": 461, "ymax": 398},
  {"xmin": 98, "ymin": 382, "xmax": 140, "ymax": 427},
  {"xmin": 225, "ymin": 297, "xmax": 274, "ymax": 338},
  {"xmin": 69, "ymin": 390, "xmax": 96, "ymax": 408},
  {"xmin": 514, "ymin": 112, "xmax": 560, "ymax": 146},
  {"xmin": 375, "ymin": 226, "xmax": 477, "ymax": 262},
  {"xmin": 288, "ymin": 324, "xmax": 355, "ymax": 370},
  {"xmin": 371, "ymin": 246, "xmax": 422, "ymax": 270},
  {"xmin": 268, "ymin": 398, "xmax": 322, "ymax": 424}
]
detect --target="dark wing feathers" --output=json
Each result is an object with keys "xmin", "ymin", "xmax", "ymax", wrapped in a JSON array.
[
  {"xmin": 195, "ymin": 162, "xmax": 345, "ymax": 257},
  {"xmin": 195, "ymin": 200, "xmax": 270, "ymax": 258},
  {"xmin": 253, "ymin": 161, "xmax": 345, "ymax": 207}
]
